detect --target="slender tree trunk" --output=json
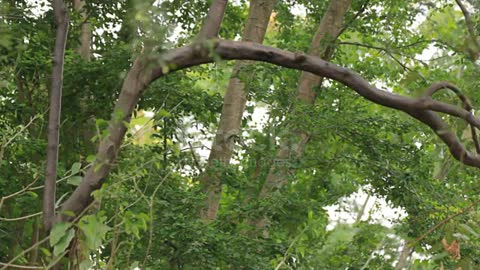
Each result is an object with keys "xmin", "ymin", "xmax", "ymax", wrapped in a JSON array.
[
  {"xmin": 200, "ymin": 0, "xmax": 277, "ymax": 220},
  {"xmin": 73, "ymin": 0, "xmax": 91, "ymax": 60},
  {"xmin": 197, "ymin": 0, "xmax": 228, "ymax": 41},
  {"xmin": 43, "ymin": 0, "xmax": 69, "ymax": 232},
  {"xmin": 28, "ymin": 217, "xmax": 40, "ymax": 264},
  {"xmin": 394, "ymin": 241, "xmax": 412, "ymax": 270},
  {"xmin": 251, "ymin": 0, "xmax": 353, "ymax": 234}
]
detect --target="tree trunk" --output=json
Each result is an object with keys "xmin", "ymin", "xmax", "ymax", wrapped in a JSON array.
[
  {"xmin": 200, "ymin": 0, "xmax": 277, "ymax": 220},
  {"xmin": 73, "ymin": 0, "xmax": 91, "ymax": 60},
  {"xmin": 197, "ymin": 0, "xmax": 228, "ymax": 41},
  {"xmin": 43, "ymin": 0, "xmax": 69, "ymax": 232},
  {"xmin": 394, "ymin": 241, "xmax": 412, "ymax": 270},
  {"xmin": 251, "ymin": 0, "xmax": 353, "ymax": 234}
]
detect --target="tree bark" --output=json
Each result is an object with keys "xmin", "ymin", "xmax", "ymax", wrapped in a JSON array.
[
  {"xmin": 252, "ymin": 0, "xmax": 353, "ymax": 233},
  {"xmin": 197, "ymin": 0, "xmax": 228, "ymax": 41},
  {"xmin": 200, "ymin": 0, "xmax": 277, "ymax": 221},
  {"xmin": 43, "ymin": 0, "xmax": 69, "ymax": 232}
]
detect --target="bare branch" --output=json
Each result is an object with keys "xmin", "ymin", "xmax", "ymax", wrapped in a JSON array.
[
  {"xmin": 0, "ymin": 211, "xmax": 42, "ymax": 222},
  {"xmin": 0, "ymin": 262, "xmax": 44, "ymax": 269}
]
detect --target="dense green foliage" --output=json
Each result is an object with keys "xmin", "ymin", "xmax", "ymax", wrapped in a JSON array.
[{"xmin": 1, "ymin": 0, "xmax": 480, "ymax": 269}]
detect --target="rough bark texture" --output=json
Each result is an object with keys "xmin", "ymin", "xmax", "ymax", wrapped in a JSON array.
[
  {"xmin": 43, "ymin": 0, "xmax": 69, "ymax": 232},
  {"xmin": 252, "ymin": 0, "xmax": 352, "ymax": 233},
  {"xmin": 55, "ymin": 40, "xmax": 480, "ymax": 221},
  {"xmin": 200, "ymin": 0, "xmax": 277, "ymax": 221}
]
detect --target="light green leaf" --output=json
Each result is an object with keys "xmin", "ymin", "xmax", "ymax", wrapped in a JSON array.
[
  {"xmin": 78, "ymin": 215, "xmax": 110, "ymax": 251},
  {"xmin": 50, "ymin": 222, "xmax": 71, "ymax": 246},
  {"xmin": 53, "ymin": 228, "xmax": 75, "ymax": 257},
  {"xmin": 71, "ymin": 162, "xmax": 82, "ymax": 174},
  {"xmin": 79, "ymin": 260, "xmax": 93, "ymax": 270},
  {"xmin": 67, "ymin": 176, "xmax": 83, "ymax": 186}
]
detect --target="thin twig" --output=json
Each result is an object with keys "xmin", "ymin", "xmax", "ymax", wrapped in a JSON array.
[
  {"xmin": 0, "ymin": 211, "xmax": 42, "ymax": 222},
  {"xmin": 0, "ymin": 261, "xmax": 45, "ymax": 269},
  {"xmin": 414, "ymin": 197, "xmax": 480, "ymax": 244},
  {"xmin": 0, "ymin": 114, "xmax": 41, "ymax": 167}
]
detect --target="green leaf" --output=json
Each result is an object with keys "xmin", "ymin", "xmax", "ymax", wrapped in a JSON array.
[
  {"xmin": 79, "ymin": 260, "xmax": 93, "ymax": 270},
  {"xmin": 78, "ymin": 214, "xmax": 110, "ymax": 251},
  {"xmin": 53, "ymin": 228, "xmax": 75, "ymax": 257},
  {"xmin": 40, "ymin": 247, "xmax": 51, "ymax": 257},
  {"xmin": 50, "ymin": 222, "xmax": 71, "ymax": 246},
  {"xmin": 86, "ymin": 155, "xmax": 96, "ymax": 163},
  {"xmin": 71, "ymin": 162, "xmax": 82, "ymax": 174},
  {"xmin": 67, "ymin": 176, "xmax": 83, "ymax": 186},
  {"xmin": 26, "ymin": 191, "xmax": 38, "ymax": 198}
]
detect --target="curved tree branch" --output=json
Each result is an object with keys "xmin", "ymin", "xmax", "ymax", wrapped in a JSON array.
[
  {"xmin": 423, "ymin": 82, "xmax": 480, "ymax": 153},
  {"xmin": 57, "ymin": 39, "xmax": 480, "ymax": 221}
]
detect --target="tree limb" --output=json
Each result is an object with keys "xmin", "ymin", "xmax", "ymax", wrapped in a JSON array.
[{"xmin": 57, "ymin": 39, "xmax": 480, "ymax": 221}]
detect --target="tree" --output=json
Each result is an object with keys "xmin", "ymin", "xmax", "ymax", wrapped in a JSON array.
[{"xmin": 1, "ymin": 0, "xmax": 480, "ymax": 268}]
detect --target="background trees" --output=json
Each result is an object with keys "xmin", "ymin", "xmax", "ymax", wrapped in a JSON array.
[{"xmin": 1, "ymin": 0, "xmax": 480, "ymax": 269}]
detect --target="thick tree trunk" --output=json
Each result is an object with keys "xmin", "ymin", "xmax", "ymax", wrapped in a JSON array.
[
  {"xmin": 43, "ymin": 0, "xmax": 69, "ymax": 232},
  {"xmin": 200, "ymin": 0, "xmax": 276, "ymax": 221},
  {"xmin": 251, "ymin": 0, "xmax": 352, "ymax": 233}
]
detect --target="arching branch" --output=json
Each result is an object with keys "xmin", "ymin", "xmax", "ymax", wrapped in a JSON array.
[{"xmin": 58, "ymin": 39, "xmax": 480, "ymax": 221}]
